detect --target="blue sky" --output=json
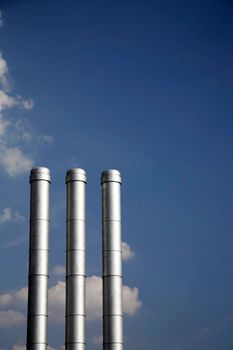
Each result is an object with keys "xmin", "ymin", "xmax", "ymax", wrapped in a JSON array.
[{"xmin": 0, "ymin": 0, "xmax": 233, "ymax": 349}]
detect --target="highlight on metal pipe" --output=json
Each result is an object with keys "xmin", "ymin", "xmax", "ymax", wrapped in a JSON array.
[
  {"xmin": 101, "ymin": 169, "xmax": 123, "ymax": 350},
  {"xmin": 26, "ymin": 167, "xmax": 51, "ymax": 350},
  {"xmin": 65, "ymin": 168, "xmax": 87, "ymax": 350}
]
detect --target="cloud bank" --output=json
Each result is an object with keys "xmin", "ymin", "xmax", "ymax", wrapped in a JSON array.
[{"xmin": 0, "ymin": 275, "xmax": 141, "ymax": 326}]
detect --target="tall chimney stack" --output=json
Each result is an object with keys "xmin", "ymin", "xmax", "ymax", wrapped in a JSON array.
[
  {"xmin": 101, "ymin": 170, "xmax": 123, "ymax": 350},
  {"xmin": 65, "ymin": 169, "xmax": 87, "ymax": 350},
  {"xmin": 27, "ymin": 167, "xmax": 51, "ymax": 350}
]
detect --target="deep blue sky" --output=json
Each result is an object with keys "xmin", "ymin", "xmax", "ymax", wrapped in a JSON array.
[{"xmin": 0, "ymin": 0, "xmax": 233, "ymax": 349}]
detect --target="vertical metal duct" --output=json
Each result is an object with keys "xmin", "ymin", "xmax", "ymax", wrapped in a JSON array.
[
  {"xmin": 101, "ymin": 170, "xmax": 123, "ymax": 350},
  {"xmin": 65, "ymin": 168, "xmax": 87, "ymax": 350},
  {"xmin": 27, "ymin": 167, "xmax": 51, "ymax": 350}
]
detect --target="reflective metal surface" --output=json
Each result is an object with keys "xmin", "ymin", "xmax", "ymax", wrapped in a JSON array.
[
  {"xmin": 101, "ymin": 170, "xmax": 123, "ymax": 350},
  {"xmin": 27, "ymin": 167, "xmax": 51, "ymax": 350},
  {"xmin": 65, "ymin": 169, "xmax": 86, "ymax": 350}
]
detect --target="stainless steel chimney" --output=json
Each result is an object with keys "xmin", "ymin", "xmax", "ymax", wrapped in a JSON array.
[
  {"xmin": 65, "ymin": 169, "xmax": 87, "ymax": 350},
  {"xmin": 27, "ymin": 167, "xmax": 51, "ymax": 350},
  {"xmin": 101, "ymin": 170, "xmax": 123, "ymax": 350}
]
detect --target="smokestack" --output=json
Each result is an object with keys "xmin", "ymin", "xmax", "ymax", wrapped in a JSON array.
[
  {"xmin": 27, "ymin": 167, "xmax": 51, "ymax": 350},
  {"xmin": 65, "ymin": 169, "xmax": 87, "ymax": 350},
  {"xmin": 101, "ymin": 170, "xmax": 123, "ymax": 350}
]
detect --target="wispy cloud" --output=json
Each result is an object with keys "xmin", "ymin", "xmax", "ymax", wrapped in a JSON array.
[
  {"xmin": 0, "ymin": 53, "xmax": 34, "ymax": 176},
  {"xmin": 122, "ymin": 241, "xmax": 135, "ymax": 261},
  {"xmin": 0, "ymin": 207, "xmax": 25, "ymax": 223},
  {"xmin": 0, "ymin": 207, "xmax": 12, "ymax": 223},
  {"xmin": 0, "ymin": 207, "xmax": 26, "ymax": 250},
  {"xmin": 38, "ymin": 134, "xmax": 54, "ymax": 143},
  {"xmin": 1, "ymin": 236, "xmax": 27, "ymax": 250},
  {"xmin": 0, "ymin": 48, "xmax": 53, "ymax": 177},
  {"xmin": 0, "ymin": 91, "xmax": 33, "ymax": 113}
]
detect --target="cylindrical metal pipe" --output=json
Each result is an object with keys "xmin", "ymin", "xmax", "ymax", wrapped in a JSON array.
[
  {"xmin": 27, "ymin": 167, "xmax": 51, "ymax": 350},
  {"xmin": 65, "ymin": 168, "xmax": 87, "ymax": 350},
  {"xmin": 101, "ymin": 169, "xmax": 123, "ymax": 350}
]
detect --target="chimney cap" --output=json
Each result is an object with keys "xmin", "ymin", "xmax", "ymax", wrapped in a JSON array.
[
  {"xmin": 101, "ymin": 169, "xmax": 121, "ymax": 184},
  {"xmin": 66, "ymin": 168, "xmax": 87, "ymax": 183},
  {"xmin": 30, "ymin": 167, "xmax": 51, "ymax": 183}
]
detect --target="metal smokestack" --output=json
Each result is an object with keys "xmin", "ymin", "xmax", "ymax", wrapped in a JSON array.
[
  {"xmin": 27, "ymin": 167, "xmax": 51, "ymax": 350},
  {"xmin": 65, "ymin": 169, "xmax": 87, "ymax": 350},
  {"xmin": 101, "ymin": 170, "xmax": 123, "ymax": 350}
]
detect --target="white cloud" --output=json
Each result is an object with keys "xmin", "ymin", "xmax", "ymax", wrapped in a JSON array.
[
  {"xmin": 0, "ymin": 92, "xmax": 33, "ymax": 112},
  {"xmin": 0, "ymin": 91, "xmax": 16, "ymax": 112},
  {"xmin": 15, "ymin": 287, "xmax": 27, "ymax": 304},
  {"xmin": 0, "ymin": 146, "xmax": 33, "ymax": 176},
  {"xmin": 86, "ymin": 276, "xmax": 103, "ymax": 320},
  {"xmin": 0, "ymin": 293, "xmax": 13, "ymax": 307},
  {"xmin": 21, "ymin": 98, "xmax": 34, "ymax": 110},
  {"xmin": 0, "ymin": 207, "xmax": 25, "ymax": 223},
  {"xmin": 0, "ymin": 310, "xmax": 25, "ymax": 328},
  {"xmin": 48, "ymin": 275, "xmax": 141, "ymax": 321},
  {"xmin": 0, "ymin": 54, "xmax": 8, "ymax": 90},
  {"xmin": 14, "ymin": 211, "xmax": 25, "ymax": 222},
  {"xmin": 0, "ymin": 276, "xmax": 141, "ymax": 324},
  {"xmin": 0, "ymin": 51, "xmax": 53, "ymax": 177},
  {"xmin": 122, "ymin": 285, "xmax": 141, "ymax": 315},
  {"xmin": 122, "ymin": 241, "xmax": 135, "ymax": 261},
  {"xmin": 0, "ymin": 52, "xmax": 35, "ymax": 176},
  {"xmin": 53, "ymin": 265, "xmax": 66, "ymax": 276},
  {"xmin": 48, "ymin": 281, "xmax": 65, "ymax": 321},
  {"xmin": 0, "ymin": 207, "xmax": 12, "ymax": 223},
  {"xmin": 86, "ymin": 275, "xmax": 142, "ymax": 317},
  {"xmin": 0, "ymin": 287, "xmax": 27, "ymax": 308},
  {"xmin": 0, "ymin": 53, "xmax": 34, "ymax": 110}
]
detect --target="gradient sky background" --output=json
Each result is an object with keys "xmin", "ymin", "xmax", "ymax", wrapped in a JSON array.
[{"xmin": 0, "ymin": 0, "xmax": 233, "ymax": 349}]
